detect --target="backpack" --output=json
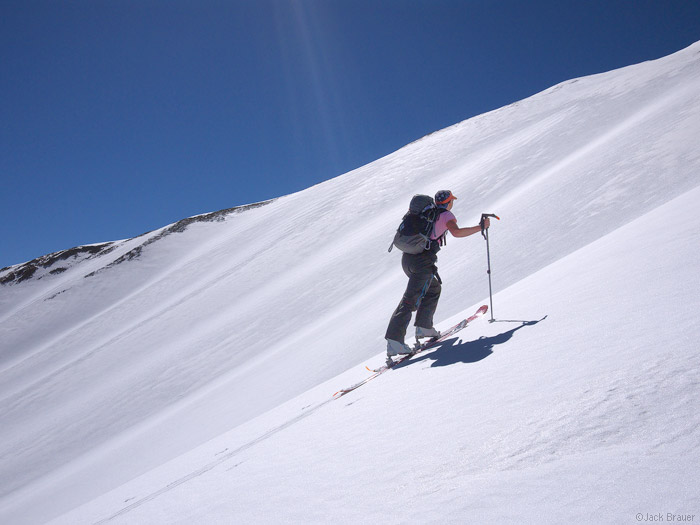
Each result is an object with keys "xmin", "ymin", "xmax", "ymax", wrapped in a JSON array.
[{"xmin": 388, "ymin": 194, "xmax": 446, "ymax": 254}]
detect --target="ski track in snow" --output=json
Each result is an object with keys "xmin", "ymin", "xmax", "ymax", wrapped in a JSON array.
[{"xmin": 94, "ymin": 398, "xmax": 335, "ymax": 524}]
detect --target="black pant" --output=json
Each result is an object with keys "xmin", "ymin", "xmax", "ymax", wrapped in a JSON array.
[{"xmin": 385, "ymin": 251, "xmax": 441, "ymax": 343}]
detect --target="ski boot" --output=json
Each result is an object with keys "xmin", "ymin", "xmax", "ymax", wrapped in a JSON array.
[
  {"xmin": 415, "ymin": 326, "xmax": 441, "ymax": 342},
  {"xmin": 386, "ymin": 339, "xmax": 413, "ymax": 366}
]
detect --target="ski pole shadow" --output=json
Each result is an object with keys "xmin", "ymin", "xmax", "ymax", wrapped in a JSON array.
[{"xmin": 407, "ymin": 316, "xmax": 547, "ymax": 369}]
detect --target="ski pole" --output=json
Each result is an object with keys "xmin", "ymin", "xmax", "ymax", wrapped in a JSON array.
[{"xmin": 480, "ymin": 213, "xmax": 500, "ymax": 323}]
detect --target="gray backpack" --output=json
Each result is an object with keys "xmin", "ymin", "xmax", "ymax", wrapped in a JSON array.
[{"xmin": 389, "ymin": 195, "xmax": 444, "ymax": 254}]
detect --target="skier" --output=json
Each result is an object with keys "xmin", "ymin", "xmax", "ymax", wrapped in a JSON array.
[{"xmin": 385, "ymin": 190, "xmax": 490, "ymax": 358}]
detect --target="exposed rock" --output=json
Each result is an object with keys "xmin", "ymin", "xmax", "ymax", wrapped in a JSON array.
[{"xmin": 1, "ymin": 200, "xmax": 274, "ymax": 286}]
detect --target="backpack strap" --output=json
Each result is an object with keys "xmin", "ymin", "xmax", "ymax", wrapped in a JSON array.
[{"xmin": 432, "ymin": 207, "xmax": 449, "ymax": 248}]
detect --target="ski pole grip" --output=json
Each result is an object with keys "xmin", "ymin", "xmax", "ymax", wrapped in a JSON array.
[{"xmin": 480, "ymin": 213, "xmax": 500, "ymax": 238}]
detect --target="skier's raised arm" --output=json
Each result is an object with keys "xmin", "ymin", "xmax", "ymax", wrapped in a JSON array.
[{"xmin": 446, "ymin": 217, "xmax": 489, "ymax": 238}]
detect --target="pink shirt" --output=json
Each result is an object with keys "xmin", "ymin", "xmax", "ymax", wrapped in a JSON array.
[{"xmin": 431, "ymin": 210, "xmax": 456, "ymax": 240}]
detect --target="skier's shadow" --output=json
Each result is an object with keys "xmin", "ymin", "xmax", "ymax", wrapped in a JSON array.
[{"xmin": 404, "ymin": 316, "xmax": 547, "ymax": 369}]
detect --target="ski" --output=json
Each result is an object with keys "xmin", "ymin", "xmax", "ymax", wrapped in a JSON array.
[
  {"xmin": 367, "ymin": 304, "xmax": 488, "ymax": 372},
  {"xmin": 332, "ymin": 304, "xmax": 488, "ymax": 399}
]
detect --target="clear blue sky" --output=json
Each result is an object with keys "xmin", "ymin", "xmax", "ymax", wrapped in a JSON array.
[{"xmin": 2, "ymin": 0, "xmax": 699, "ymax": 268}]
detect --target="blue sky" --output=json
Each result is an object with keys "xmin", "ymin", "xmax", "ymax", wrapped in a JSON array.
[{"xmin": 2, "ymin": 0, "xmax": 699, "ymax": 269}]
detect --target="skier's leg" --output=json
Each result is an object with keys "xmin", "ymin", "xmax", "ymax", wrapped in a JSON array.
[
  {"xmin": 385, "ymin": 254, "xmax": 434, "ymax": 343},
  {"xmin": 415, "ymin": 275, "xmax": 441, "ymax": 330}
]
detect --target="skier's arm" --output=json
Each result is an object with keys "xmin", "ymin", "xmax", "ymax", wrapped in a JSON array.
[{"xmin": 446, "ymin": 217, "xmax": 489, "ymax": 238}]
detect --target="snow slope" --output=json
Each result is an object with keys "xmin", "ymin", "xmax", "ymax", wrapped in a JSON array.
[
  {"xmin": 51, "ymin": 178, "xmax": 700, "ymax": 525},
  {"xmin": 1, "ymin": 42, "xmax": 700, "ymax": 524}
]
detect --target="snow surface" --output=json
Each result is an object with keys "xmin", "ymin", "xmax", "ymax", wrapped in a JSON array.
[{"xmin": 1, "ymin": 41, "xmax": 700, "ymax": 524}]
